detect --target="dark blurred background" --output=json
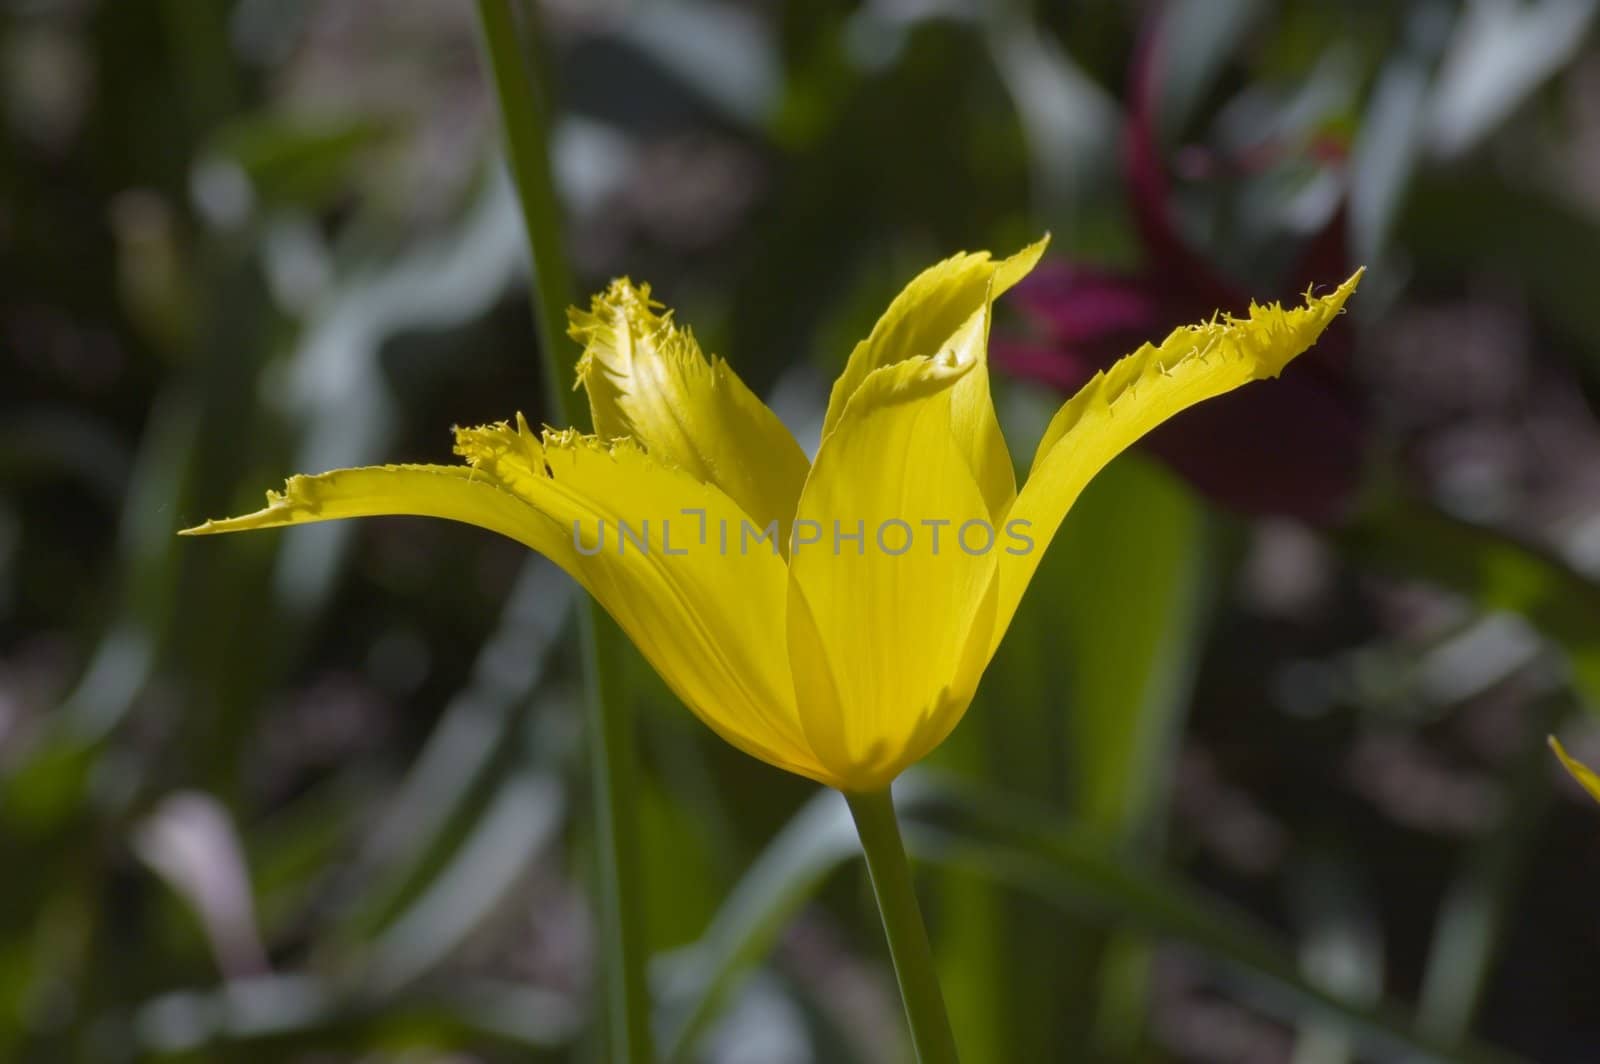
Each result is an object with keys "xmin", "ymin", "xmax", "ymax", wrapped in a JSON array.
[{"xmin": 6, "ymin": 0, "xmax": 1600, "ymax": 1061}]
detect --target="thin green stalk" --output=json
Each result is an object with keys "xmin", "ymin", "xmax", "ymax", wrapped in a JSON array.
[
  {"xmin": 475, "ymin": 0, "xmax": 577, "ymax": 399},
  {"xmin": 845, "ymin": 789, "xmax": 961, "ymax": 1064},
  {"xmin": 473, "ymin": 4, "xmax": 652, "ymax": 1062},
  {"xmin": 1416, "ymin": 694, "xmax": 1560, "ymax": 1044}
]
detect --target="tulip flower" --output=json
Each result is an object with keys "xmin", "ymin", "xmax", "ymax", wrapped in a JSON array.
[
  {"xmin": 185, "ymin": 244, "xmax": 1354, "ymax": 1062},
  {"xmin": 1551, "ymin": 736, "xmax": 1600, "ymax": 804},
  {"xmin": 184, "ymin": 243, "xmax": 1358, "ymax": 793}
]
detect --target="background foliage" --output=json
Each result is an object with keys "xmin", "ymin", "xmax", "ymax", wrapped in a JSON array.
[{"xmin": 6, "ymin": 0, "xmax": 1600, "ymax": 1060}]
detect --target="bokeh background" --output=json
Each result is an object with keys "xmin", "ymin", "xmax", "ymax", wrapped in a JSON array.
[{"xmin": 7, "ymin": 0, "xmax": 1600, "ymax": 1061}]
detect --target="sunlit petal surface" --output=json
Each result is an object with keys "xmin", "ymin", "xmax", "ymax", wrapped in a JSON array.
[
  {"xmin": 185, "ymin": 249, "xmax": 1355, "ymax": 795},
  {"xmin": 994, "ymin": 272, "xmax": 1362, "ymax": 649},
  {"xmin": 571, "ymin": 279, "xmax": 811, "ymax": 550},
  {"xmin": 787, "ymin": 352, "xmax": 998, "ymax": 790},
  {"xmin": 184, "ymin": 416, "xmax": 822, "ymax": 783},
  {"xmin": 823, "ymin": 238, "xmax": 1048, "ymax": 519}
]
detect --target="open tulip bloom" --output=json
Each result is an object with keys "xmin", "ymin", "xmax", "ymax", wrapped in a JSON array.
[{"xmin": 184, "ymin": 238, "xmax": 1358, "ymax": 1058}]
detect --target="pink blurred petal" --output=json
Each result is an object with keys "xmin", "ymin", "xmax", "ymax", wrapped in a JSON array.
[
  {"xmin": 134, "ymin": 792, "xmax": 271, "ymax": 980},
  {"xmin": 992, "ymin": 341, "xmax": 1098, "ymax": 393},
  {"xmin": 1141, "ymin": 375, "xmax": 1366, "ymax": 523},
  {"xmin": 994, "ymin": 11, "xmax": 1365, "ymax": 522},
  {"xmin": 1008, "ymin": 266, "xmax": 1167, "ymax": 346}
]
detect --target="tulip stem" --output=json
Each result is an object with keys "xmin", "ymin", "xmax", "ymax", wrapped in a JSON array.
[
  {"xmin": 846, "ymin": 788, "xmax": 961, "ymax": 1064},
  {"xmin": 474, "ymin": 4, "xmax": 653, "ymax": 1063},
  {"xmin": 475, "ymin": 0, "xmax": 575, "ymax": 374}
]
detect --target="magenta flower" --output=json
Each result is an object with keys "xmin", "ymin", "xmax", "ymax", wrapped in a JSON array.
[{"xmin": 996, "ymin": 31, "xmax": 1363, "ymax": 523}]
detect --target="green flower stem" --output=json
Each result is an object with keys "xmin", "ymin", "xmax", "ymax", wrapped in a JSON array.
[
  {"xmin": 845, "ymin": 789, "xmax": 961, "ymax": 1064},
  {"xmin": 475, "ymin": 0, "xmax": 576, "ymax": 388},
  {"xmin": 473, "ymin": 4, "xmax": 653, "ymax": 1062}
]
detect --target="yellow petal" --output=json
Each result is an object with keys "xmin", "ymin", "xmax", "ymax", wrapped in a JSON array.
[
  {"xmin": 183, "ymin": 419, "xmax": 828, "ymax": 784},
  {"xmin": 569, "ymin": 280, "xmax": 811, "ymax": 552},
  {"xmin": 822, "ymin": 238, "xmax": 1049, "ymax": 519},
  {"xmin": 1551, "ymin": 736, "xmax": 1600, "ymax": 805},
  {"xmin": 180, "ymin": 463, "xmax": 564, "ymax": 551},
  {"xmin": 993, "ymin": 271, "xmax": 1363, "ymax": 650},
  {"xmin": 787, "ymin": 353, "xmax": 1000, "ymax": 791}
]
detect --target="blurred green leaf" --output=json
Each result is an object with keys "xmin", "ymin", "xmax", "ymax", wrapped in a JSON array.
[
  {"xmin": 1424, "ymin": 0, "xmax": 1598, "ymax": 159},
  {"xmin": 985, "ymin": 15, "xmax": 1120, "ymax": 227},
  {"xmin": 606, "ymin": 2, "xmax": 779, "ymax": 128},
  {"xmin": 929, "ymin": 385, "xmax": 1073, "ymax": 1061},
  {"xmin": 1401, "ymin": 171, "xmax": 1600, "ymax": 375},
  {"xmin": 936, "ymin": 452, "xmax": 1211, "ymax": 1058},
  {"xmin": 914, "ymin": 781, "xmax": 1526, "ymax": 1064},
  {"xmin": 659, "ymin": 777, "xmax": 1523, "ymax": 1064},
  {"xmin": 0, "ymin": 407, "xmax": 131, "ymax": 509},
  {"xmin": 136, "ymin": 975, "xmax": 577, "ymax": 1061},
  {"xmin": 267, "ymin": 167, "xmax": 525, "ymax": 621},
  {"xmin": 1350, "ymin": 43, "xmax": 1431, "ymax": 264},
  {"xmin": 332, "ymin": 560, "xmax": 571, "ymax": 939},
  {"xmin": 1286, "ymin": 849, "xmax": 1385, "ymax": 1064},
  {"xmin": 248, "ymin": 773, "xmax": 371, "ymax": 941},
  {"xmin": 1416, "ymin": 695, "xmax": 1560, "ymax": 1044},
  {"xmin": 656, "ymin": 784, "xmax": 860, "ymax": 1062},
  {"xmin": 637, "ymin": 770, "xmax": 722, "ymax": 954},
  {"xmin": 1342, "ymin": 497, "xmax": 1600, "ymax": 709},
  {"xmin": 2, "ymin": 386, "xmax": 202, "ymax": 847},
  {"xmin": 132, "ymin": 792, "xmax": 270, "ymax": 980},
  {"xmin": 1054, "ymin": 456, "xmax": 1212, "ymax": 1056},
  {"xmin": 1057, "ymin": 455, "xmax": 1210, "ymax": 839},
  {"xmin": 362, "ymin": 769, "xmax": 564, "ymax": 993},
  {"xmin": 207, "ymin": 115, "xmax": 394, "ymax": 211},
  {"xmin": 1155, "ymin": 0, "xmax": 1267, "ymax": 143}
]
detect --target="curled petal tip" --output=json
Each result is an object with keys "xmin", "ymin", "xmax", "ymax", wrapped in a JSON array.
[
  {"xmin": 1551, "ymin": 735, "xmax": 1600, "ymax": 804},
  {"xmin": 1315, "ymin": 266, "xmax": 1364, "ymax": 309}
]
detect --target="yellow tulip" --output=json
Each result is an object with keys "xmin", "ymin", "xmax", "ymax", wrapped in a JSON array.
[
  {"xmin": 183, "ymin": 241, "xmax": 1360, "ymax": 793},
  {"xmin": 1551, "ymin": 736, "xmax": 1600, "ymax": 804}
]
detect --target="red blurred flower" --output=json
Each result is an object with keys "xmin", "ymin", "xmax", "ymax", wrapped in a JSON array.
[{"xmin": 996, "ymin": 30, "xmax": 1363, "ymax": 523}]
